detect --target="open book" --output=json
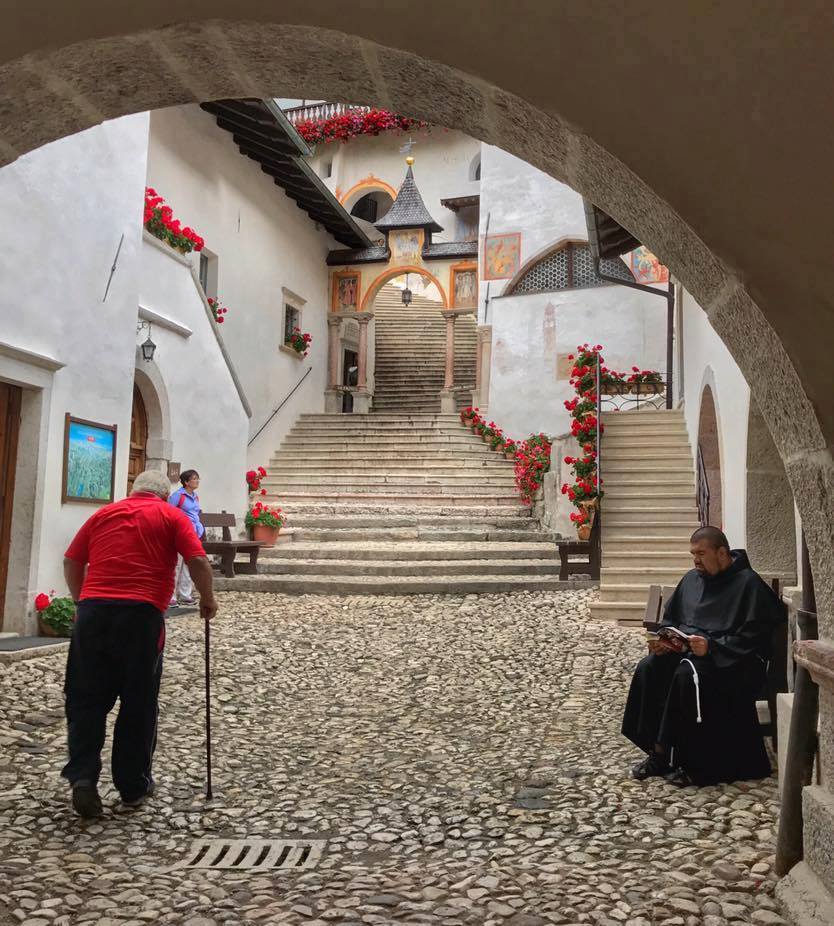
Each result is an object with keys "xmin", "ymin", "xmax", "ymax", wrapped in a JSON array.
[{"xmin": 645, "ymin": 625, "xmax": 693, "ymax": 654}]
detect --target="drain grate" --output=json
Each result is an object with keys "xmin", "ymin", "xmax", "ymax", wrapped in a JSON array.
[{"xmin": 173, "ymin": 838, "xmax": 326, "ymax": 872}]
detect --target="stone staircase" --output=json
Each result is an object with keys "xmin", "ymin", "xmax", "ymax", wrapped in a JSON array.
[
  {"xmin": 589, "ymin": 409, "xmax": 699, "ymax": 625},
  {"xmin": 217, "ymin": 413, "xmax": 579, "ymax": 595},
  {"xmin": 372, "ymin": 284, "xmax": 477, "ymax": 414}
]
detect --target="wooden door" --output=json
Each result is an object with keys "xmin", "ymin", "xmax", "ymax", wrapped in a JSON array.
[
  {"xmin": 128, "ymin": 384, "xmax": 148, "ymax": 493},
  {"xmin": 0, "ymin": 383, "xmax": 22, "ymax": 631}
]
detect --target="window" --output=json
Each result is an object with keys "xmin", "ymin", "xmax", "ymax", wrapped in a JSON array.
[
  {"xmin": 351, "ymin": 193, "xmax": 379, "ymax": 223},
  {"xmin": 469, "ymin": 153, "xmax": 482, "ymax": 182},
  {"xmin": 283, "ymin": 304, "xmax": 300, "ymax": 344},
  {"xmin": 322, "ymin": 160, "xmax": 333, "ymax": 179},
  {"xmin": 507, "ymin": 241, "xmax": 633, "ymax": 295},
  {"xmin": 198, "ymin": 248, "xmax": 218, "ymax": 301}
]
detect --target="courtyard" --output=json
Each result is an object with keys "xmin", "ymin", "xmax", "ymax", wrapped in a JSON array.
[{"xmin": 0, "ymin": 590, "xmax": 783, "ymax": 926}]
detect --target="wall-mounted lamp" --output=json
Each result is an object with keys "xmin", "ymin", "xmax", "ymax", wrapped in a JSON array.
[
  {"xmin": 401, "ymin": 273, "xmax": 413, "ymax": 307},
  {"xmin": 136, "ymin": 321, "xmax": 157, "ymax": 362}
]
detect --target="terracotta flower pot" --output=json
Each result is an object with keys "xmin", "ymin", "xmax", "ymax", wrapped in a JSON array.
[
  {"xmin": 505, "ymin": 450, "xmax": 516, "ymax": 460},
  {"xmin": 577, "ymin": 523, "xmax": 592, "ymax": 541},
  {"xmin": 253, "ymin": 524, "xmax": 281, "ymax": 547},
  {"xmin": 38, "ymin": 616, "xmax": 70, "ymax": 638}
]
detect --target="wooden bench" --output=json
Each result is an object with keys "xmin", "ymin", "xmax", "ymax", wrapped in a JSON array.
[
  {"xmin": 200, "ymin": 510, "xmax": 263, "ymax": 578},
  {"xmin": 557, "ymin": 516, "xmax": 601, "ymax": 580},
  {"xmin": 643, "ymin": 577, "xmax": 789, "ymax": 747}
]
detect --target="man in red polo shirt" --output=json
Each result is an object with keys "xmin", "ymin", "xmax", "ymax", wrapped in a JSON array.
[{"xmin": 61, "ymin": 469, "xmax": 217, "ymax": 819}]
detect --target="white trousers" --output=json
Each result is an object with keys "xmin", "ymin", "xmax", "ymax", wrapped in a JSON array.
[{"xmin": 171, "ymin": 556, "xmax": 193, "ymax": 603}]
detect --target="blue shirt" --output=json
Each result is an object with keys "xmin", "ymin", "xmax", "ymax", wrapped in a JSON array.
[{"xmin": 167, "ymin": 487, "xmax": 204, "ymax": 538}]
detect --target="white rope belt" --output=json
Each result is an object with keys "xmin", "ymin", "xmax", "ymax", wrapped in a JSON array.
[{"xmin": 681, "ymin": 658, "xmax": 703, "ymax": 724}]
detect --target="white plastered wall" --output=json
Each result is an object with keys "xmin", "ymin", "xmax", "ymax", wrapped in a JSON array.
[
  {"xmin": 0, "ymin": 114, "xmax": 150, "ymax": 633},
  {"xmin": 680, "ymin": 288, "xmax": 751, "ymax": 548},
  {"xmin": 145, "ymin": 106, "xmax": 336, "ymax": 464},
  {"xmin": 308, "ymin": 128, "xmax": 480, "ymax": 242},
  {"xmin": 478, "ymin": 144, "xmax": 666, "ymax": 441},
  {"xmin": 138, "ymin": 236, "xmax": 249, "ymax": 519}
]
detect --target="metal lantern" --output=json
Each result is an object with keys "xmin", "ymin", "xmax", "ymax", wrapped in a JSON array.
[
  {"xmin": 401, "ymin": 274, "xmax": 413, "ymax": 307},
  {"xmin": 140, "ymin": 335, "xmax": 157, "ymax": 362}
]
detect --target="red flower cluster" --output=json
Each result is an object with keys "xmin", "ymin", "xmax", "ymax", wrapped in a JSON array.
[
  {"xmin": 207, "ymin": 297, "xmax": 229, "ymax": 324},
  {"xmin": 143, "ymin": 188, "xmax": 205, "ymax": 254},
  {"xmin": 245, "ymin": 501, "xmax": 284, "ymax": 530},
  {"xmin": 246, "ymin": 466, "xmax": 268, "ymax": 495},
  {"xmin": 513, "ymin": 433, "xmax": 552, "ymax": 505},
  {"xmin": 34, "ymin": 592, "xmax": 52, "ymax": 612},
  {"xmin": 286, "ymin": 327, "xmax": 312, "ymax": 358},
  {"xmin": 460, "ymin": 407, "xmax": 516, "ymax": 454},
  {"xmin": 295, "ymin": 109, "xmax": 429, "ymax": 146}
]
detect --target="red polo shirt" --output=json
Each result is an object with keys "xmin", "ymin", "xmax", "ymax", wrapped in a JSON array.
[{"xmin": 64, "ymin": 492, "xmax": 207, "ymax": 612}]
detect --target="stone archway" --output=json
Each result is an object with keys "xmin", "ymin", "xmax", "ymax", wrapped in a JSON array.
[
  {"xmin": 697, "ymin": 382, "xmax": 722, "ymax": 528},
  {"xmin": 133, "ymin": 359, "xmax": 173, "ymax": 475},
  {"xmin": 746, "ymin": 398, "xmax": 797, "ymax": 581}
]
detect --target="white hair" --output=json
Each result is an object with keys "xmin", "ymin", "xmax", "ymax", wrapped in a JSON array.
[{"xmin": 131, "ymin": 470, "xmax": 171, "ymax": 499}]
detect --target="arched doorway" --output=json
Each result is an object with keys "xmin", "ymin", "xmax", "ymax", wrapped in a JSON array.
[
  {"xmin": 746, "ymin": 399, "xmax": 797, "ymax": 580},
  {"xmin": 350, "ymin": 190, "xmax": 393, "ymax": 224},
  {"xmin": 127, "ymin": 383, "xmax": 148, "ymax": 493},
  {"xmin": 697, "ymin": 384, "xmax": 722, "ymax": 527}
]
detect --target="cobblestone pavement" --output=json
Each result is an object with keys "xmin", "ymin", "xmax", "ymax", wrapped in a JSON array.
[{"xmin": 0, "ymin": 590, "xmax": 784, "ymax": 926}]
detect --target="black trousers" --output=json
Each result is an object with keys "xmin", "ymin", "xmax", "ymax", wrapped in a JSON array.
[
  {"xmin": 622, "ymin": 652, "xmax": 771, "ymax": 785},
  {"xmin": 61, "ymin": 600, "xmax": 166, "ymax": 801}
]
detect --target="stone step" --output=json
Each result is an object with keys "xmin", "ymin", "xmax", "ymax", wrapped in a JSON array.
[
  {"xmin": 288, "ymin": 425, "xmax": 472, "ymax": 436},
  {"xmin": 265, "ymin": 491, "xmax": 522, "ymax": 506},
  {"xmin": 270, "ymin": 454, "xmax": 507, "ymax": 466},
  {"xmin": 213, "ymin": 574, "xmax": 591, "ymax": 595},
  {"xmin": 598, "ymin": 449, "xmax": 692, "ymax": 461},
  {"xmin": 603, "ymin": 522, "xmax": 698, "ymax": 537},
  {"xmin": 592, "ymin": 584, "xmax": 660, "ymax": 604},
  {"xmin": 257, "ymin": 558, "xmax": 561, "ymax": 577},
  {"xmin": 601, "ymin": 476, "xmax": 694, "ymax": 489},
  {"xmin": 280, "ymin": 527, "xmax": 553, "ymax": 542},
  {"xmin": 602, "ymin": 462, "xmax": 694, "ymax": 475},
  {"xmin": 261, "ymin": 541, "xmax": 554, "ymax": 560},
  {"xmin": 266, "ymin": 482, "xmax": 517, "ymax": 497},
  {"xmin": 588, "ymin": 601, "xmax": 648, "ymax": 624},
  {"xmin": 600, "ymin": 565, "xmax": 689, "ymax": 584},
  {"xmin": 600, "ymin": 550, "xmax": 693, "ymax": 567},
  {"xmin": 269, "ymin": 462, "xmax": 512, "ymax": 474},
  {"xmin": 263, "ymin": 476, "xmax": 517, "ymax": 490},
  {"xmin": 279, "ymin": 438, "xmax": 490, "ymax": 449},
  {"xmin": 297, "ymin": 412, "xmax": 460, "ymax": 424},
  {"xmin": 601, "ymin": 507, "xmax": 699, "ymax": 524},
  {"xmin": 602, "ymin": 490, "xmax": 697, "ymax": 507},
  {"xmin": 278, "ymin": 504, "xmax": 533, "ymax": 519}
]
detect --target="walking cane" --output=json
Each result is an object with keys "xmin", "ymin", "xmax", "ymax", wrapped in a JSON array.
[{"xmin": 204, "ymin": 616, "xmax": 213, "ymax": 800}]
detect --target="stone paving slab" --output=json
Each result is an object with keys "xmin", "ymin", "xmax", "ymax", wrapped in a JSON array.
[{"xmin": 0, "ymin": 589, "xmax": 783, "ymax": 926}]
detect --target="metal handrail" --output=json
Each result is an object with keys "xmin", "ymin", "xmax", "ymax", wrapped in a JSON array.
[
  {"xmin": 696, "ymin": 443, "xmax": 711, "ymax": 526},
  {"xmin": 248, "ymin": 367, "xmax": 313, "ymax": 447},
  {"xmin": 593, "ymin": 361, "xmax": 603, "ymax": 573}
]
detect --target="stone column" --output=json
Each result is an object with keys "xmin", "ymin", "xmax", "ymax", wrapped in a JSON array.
[
  {"xmin": 478, "ymin": 325, "xmax": 493, "ymax": 410},
  {"xmin": 357, "ymin": 314, "xmax": 371, "ymax": 389},
  {"xmin": 443, "ymin": 312, "xmax": 456, "ymax": 390},
  {"xmin": 327, "ymin": 314, "xmax": 342, "ymax": 389}
]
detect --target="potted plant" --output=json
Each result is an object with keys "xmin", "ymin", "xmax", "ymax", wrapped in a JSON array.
[
  {"xmin": 143, "ymin": 188, "xmax": 205, "ymax": 254},
  {"xmin": 34, "ymin": 591, "xmax": 74, "ymax": 638},
  {"xmin": 503, "ymin": 439, "xmax": 518, "ymax": 460},
  {"xmin": 285, "ymin": 327, "xmax": 312, "ymax": 358},
  {"xmin": 245, "ymin": 501, "xmax": 285, "ymax": 546},
  {"xmin": 570, "ymin": 509, "xmax": 592, "ymax": 541},
  {"xmin": 207, "ymin": 297, "xmax": 229, "ymax": 324},
  {"xmin": 460, "ymin": 406, "xmax": 478, "ymax": 429}
]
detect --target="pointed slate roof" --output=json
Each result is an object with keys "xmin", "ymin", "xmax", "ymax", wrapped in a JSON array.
[{"xmin": 375, "ymin": 163, "xmax": 443, "ymax": 234}]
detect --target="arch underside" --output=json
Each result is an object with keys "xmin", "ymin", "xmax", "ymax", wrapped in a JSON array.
[{"xmin": 0, "ymin": 16, "xmax": 831, "ymax": 629}]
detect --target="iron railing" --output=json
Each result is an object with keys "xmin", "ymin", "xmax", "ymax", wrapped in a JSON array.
[
  {"xmin": 248, "ymin": 367, "xmax": 313, "ymax": 446},
  {"xmin": 696, "ymin": 443, "xmax": 710, "ymax": 527},
  {"xmin": 283, "ymin": 102, "xmax": 370, "ymax": 125},
  {"xmin": 591, "ymin": 360, "xmax": 603, "ymax": 575},
  {"xmin": 598, "ymin": 377, "xmax": 668, "ymax": 411}
]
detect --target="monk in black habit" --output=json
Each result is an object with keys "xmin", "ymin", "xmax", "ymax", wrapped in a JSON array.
[{"xmin": 622, "ymin": 526, "xmax": 785, "ymax": 787}]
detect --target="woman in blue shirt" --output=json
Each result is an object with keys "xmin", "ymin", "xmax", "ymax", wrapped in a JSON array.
[{"xmin": 167, "ymin": 469, "xmax": 204, "ymax": 606}]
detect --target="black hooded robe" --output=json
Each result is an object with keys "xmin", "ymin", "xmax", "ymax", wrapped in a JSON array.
[{"xmin": 621, "ymin": 549, "xmax": 784, "ymax": 785}]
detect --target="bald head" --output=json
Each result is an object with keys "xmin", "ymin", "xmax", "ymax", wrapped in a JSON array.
[
  {"xmin": 690, "ymin": 526, "xmax": 732, "ymax": 576},
  {"xmin": 131, "ymin": 470, "xmax": 171, "ymax": 500}
]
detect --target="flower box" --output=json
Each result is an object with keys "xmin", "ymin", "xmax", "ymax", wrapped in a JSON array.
[{"xmin": 601, "ymin": 382, "xmax": 665, "ymax": 395}]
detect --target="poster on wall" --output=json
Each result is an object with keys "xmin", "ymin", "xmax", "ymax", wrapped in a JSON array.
[
  {"xmin": 629, "ymin": 245, "xmax": 669, "ymax": 284},
  {"xmin": 62, "ymin": 415, "xmax": 117, "ymax": 504},
  {"xmin": 452, "ymin": 268, "xmax": 477, "ymax": 307},
  {"xmin": 334, "ymin": 273, "xmax": 360, "ymax": 311},
  {"xmin": 483, "ymin": 233, "xmax": 521, "ymax": 280}
]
